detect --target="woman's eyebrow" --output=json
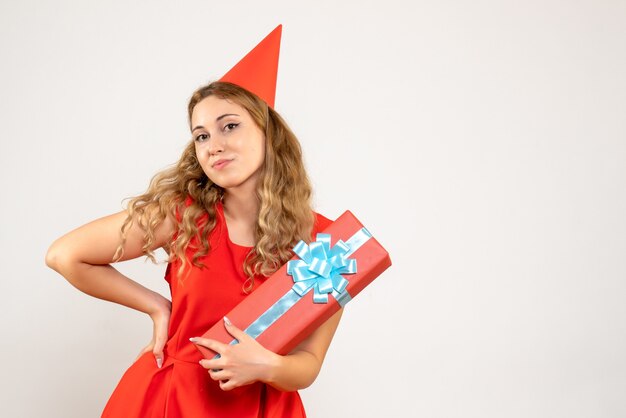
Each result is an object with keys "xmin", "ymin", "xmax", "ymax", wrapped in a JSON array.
[
  {"xmin": 216, "ymin": 113, "xmax": 240, "ymax": 121},
  {"xmin": 192, "ymin": 113, "xmax": 240, "ymax": 132},
  {"xmin": 191, "ymin": 113, "xmax": 239, "ymax": 132}
]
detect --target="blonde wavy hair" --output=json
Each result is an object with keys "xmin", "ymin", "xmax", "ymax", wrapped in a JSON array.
[{"xmin": 113, "ymin": 81, "xmax": 315, "ymax": 291}]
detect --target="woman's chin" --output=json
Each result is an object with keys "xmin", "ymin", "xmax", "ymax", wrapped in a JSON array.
[{"xmin": 208, "ymin": 175, "xmax": 258, "ymax": 192}]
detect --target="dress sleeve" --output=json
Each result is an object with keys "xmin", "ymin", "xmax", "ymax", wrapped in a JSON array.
[{"xmin": 312, "ymin": 212, "xmax": 334, "ymax": 235}]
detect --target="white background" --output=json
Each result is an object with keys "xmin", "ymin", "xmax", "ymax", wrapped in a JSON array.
[{"xmin": 1, "ymin": 1, "xmax": 625, "ymax": 417}]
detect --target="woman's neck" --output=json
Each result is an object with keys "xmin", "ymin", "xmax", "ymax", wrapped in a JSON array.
[{"xmin": 222, "ymin": 190, "xmax": 259, "ymax": 225}]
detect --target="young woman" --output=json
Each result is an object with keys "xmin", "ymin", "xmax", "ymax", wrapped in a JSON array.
[{"xmin": 46, "ymin": 77, "xmax": 342, "ymax": 417}]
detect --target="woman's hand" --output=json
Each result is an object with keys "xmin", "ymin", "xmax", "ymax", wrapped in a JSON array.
[
  {"xmin": 191, "ymin": 317, "xmax": 280, "ymax": 391},
  {"xmin": 135, "ymin": 294, "xmax": 172, "ymax": 368}
]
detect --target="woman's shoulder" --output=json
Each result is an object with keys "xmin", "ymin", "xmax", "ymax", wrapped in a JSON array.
[
  {"xmin": 176, "ymin": 194, "xmax": 214, "ymax": 221},
  {"xmin": 313, "ymin": 211, "xmax": 334, "ymax": 234}
]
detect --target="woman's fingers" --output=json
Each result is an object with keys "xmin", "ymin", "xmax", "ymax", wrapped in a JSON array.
[
  {"xmin": 189, "ymin": 337, "xmax": 229, "ymax": 355},
  {"xmin": 190, "ymin": 317, "xmax": 250, "ymax": 358},
  {"xmin": 199, "ymin": 358, "xmax": 223, "ymax": 370},
  {"xmin": 152, "ymin": 308, "xmax": 170, "ymax": 368},
  {"xmin": 207, "ymin": 367, "xmax": 231, "ymax": 381},
  {"xmin": 223, "ymin": 316, "xmax": 249, "ymax": 342},
  {"xmin": 199, "ymin": 358, "xmax": 231, "ymax": 386},
  {"xmin": 153, "ymin": 344, "xmax": 164, "ymax": 368},
  {"xmin": 153, "ymin": 335, "xmax": 166, "ymax": 368},
  {"xmin": 219, "ymin": 379, "xmax": 237, "ymax": 391},
  {"xmin": 153, "ymin": 327, "xmax": 168, "ymax": 368}
]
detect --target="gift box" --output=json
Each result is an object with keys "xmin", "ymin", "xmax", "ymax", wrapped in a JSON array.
[{"xmin": 196, "ymin": 210, "xmax": 392, "ymax": 358}]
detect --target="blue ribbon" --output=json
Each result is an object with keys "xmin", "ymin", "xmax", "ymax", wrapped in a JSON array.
[
  {"xmin": 219, "ymin": 227, "xmax": 372, "ymax": 353},
  {"xmin": 287, "ymin": 233, "xmax": 357, "ymax": 304}
]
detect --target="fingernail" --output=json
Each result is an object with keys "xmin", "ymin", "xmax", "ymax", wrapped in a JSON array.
[
  {"xmin": 156, "ymin": 358, "xmax": 163, "ymax": 368},
  {"xmin": 189, "ymin": 337, "xmax": 198, "ymax": 342},
  {"xmin": 223, "ymin": 316, "xmax": 232, "ymax": 326}
]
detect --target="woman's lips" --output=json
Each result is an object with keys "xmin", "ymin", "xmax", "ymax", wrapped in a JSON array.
[{"xmin": 213, "ymin": 159, "xmax": 232, "ymax": 170}]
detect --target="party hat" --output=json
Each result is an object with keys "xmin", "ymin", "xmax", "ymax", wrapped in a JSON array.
[{"xmin": 220, "ymin": 24, "xmax": 282, "ymax": 108}]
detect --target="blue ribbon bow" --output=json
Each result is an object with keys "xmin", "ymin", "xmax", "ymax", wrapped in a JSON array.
[{"xmin": 287, "ymin": 233, "xmax": 357, "ymax": 304}]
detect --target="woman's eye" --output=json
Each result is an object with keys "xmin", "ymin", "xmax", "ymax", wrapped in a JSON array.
[
  {"xmin": 195, "ymin": 133, "xmax": 208, "ymax": 142},
  {"xmin": 224, "ymin": 123, "xmax": 239, "ymax": 132}
]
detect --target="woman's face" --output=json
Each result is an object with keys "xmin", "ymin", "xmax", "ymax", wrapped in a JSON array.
[{"xmin": 191, "ymin": 95, "xmax": 265, "ymax": 193}]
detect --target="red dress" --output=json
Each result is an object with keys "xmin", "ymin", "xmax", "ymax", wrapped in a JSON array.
[{"xmin": 101, "ymin": 199, "xmax": 333, "ymax": 417}]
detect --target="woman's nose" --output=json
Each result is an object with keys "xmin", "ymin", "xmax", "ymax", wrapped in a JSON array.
[{"xmin": 208, "ymin": 134, "xmax": 226, "ymax": 155}]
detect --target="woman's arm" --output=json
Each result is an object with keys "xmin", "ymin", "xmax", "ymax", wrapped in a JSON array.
[
  {"xmin": 265, "ymin": 308, "xmax": 343, "ymax": 391},
  {"xmin": 45, "ymin": 210, "xmax": 176, "ymax": 365},
  {"xmin": 193, "ymin": 308, "xmax": 343, "ymax": 391}
]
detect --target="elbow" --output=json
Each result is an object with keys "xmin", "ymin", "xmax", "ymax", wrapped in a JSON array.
[
  {"xmin": 281, "ymin": 371, "xmax": 319, "ymax": 392},
  {"xmin": 45, "ymin": 241, "xmax": 60, "ymax": 271},
  {"xmin": 298, "ymin": 368, "xmax": 321, "ymax": 390},
  {"xmin": 293, "ymin": 363, "xmax": 321, "ymax": 391},
  {"xmin": 45, "ymin": 239, "xmax": 72, "ymax": 275}
]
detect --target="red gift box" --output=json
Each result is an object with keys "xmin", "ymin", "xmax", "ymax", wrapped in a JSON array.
[{"xmin": 196, "ymin": 210, "xmax": 392, "ymax": 358}]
